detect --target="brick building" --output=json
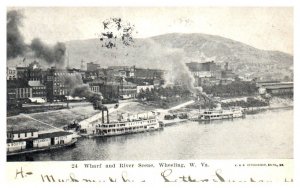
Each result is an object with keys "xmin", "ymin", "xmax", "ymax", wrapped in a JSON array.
[
  {"xmin": 87, "ymin": 62, "xmax": 100, "ymax": 71},
  {"xmin": 45, "ymin": 67, "xmax": 77, "ymax": 101},
  {"xmin": 28, "ymin": 80, "xmax": 47, "ymax": 99},
  {"xmin": 6, "ymin": 67, "xmax": 17, "ymax": 80},
  {"xmin": 7, "ymin": 80, "xmax": 32, "ymax": 105}
]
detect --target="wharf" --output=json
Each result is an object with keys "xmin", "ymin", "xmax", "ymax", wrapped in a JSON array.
[{"xmin": 162, "ymin": 118, "xmax": 189, "ymax": 126}]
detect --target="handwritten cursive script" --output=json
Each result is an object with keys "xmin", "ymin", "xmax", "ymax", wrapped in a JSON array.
[
  {"xmin": 160, "ymin": 169, "xmax": 280, "ymax": 182},
  {"xmin": 13, "ymin": 166, "xmax": 293, "ymax": 183}
]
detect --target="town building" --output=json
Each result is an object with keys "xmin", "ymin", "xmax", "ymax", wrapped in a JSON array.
[
  {"xmin": 27, "ymin": 61, "xmax": 44, "ymax": 81},
  {"xmin": 186, "ymin": 61, "xmax": 239, "ymax": 86},
  {"xmin": 257, "ymin": 82, "xmax": 293, "ymax": 95},
  {"xmin": 7, "ymin": 80, "xmax": 32, "ymax": 104},
  {"xmin": 45, "ymin": 67, "xmax": 76, "ymax": 101},
  {"xmin": 16, "ymin": 67, "xmax": 28, "ymax": 80},
  {"xmin": 28, "ymin": 80, "xmax": 47, "ymax": 99},
  {"xmin": 120, "ymin": 81, "xmax": 137, "ymax": 99},
  {"xmin": 186, "ymin": 61, "xmax": 218, "ymax": 76},
  {"xmin": 107, "ymin": 66, "xmax": 165, "ymax": 80},
  {"xmin": 220, "ymin": 62, "xmax": 237, "ymax": 85},
  {"xmin": 137, "ymin": 85, "xmax": 154, "ymax": 93},
  {"xmin": 89, "ymin": 82, "xmax": 101, "ymax": 94},
  {"xmin": 106, "ymin": 79, "xmax": 137, "ymax": 99},
  {"xmin": 6, "ymin": 67, "xmax": 17, "ymax": 80},
  {"xmin": 99, "ymin": 84, "xmax": 119, "ymax": 101},
  {"xmin": 186, "ymin": 61, "xmax": 222, "ymax": 86},
  {"xmin": 87, "ymin": 62, "xmax": 100, "ymax": 71},
  {"xmin": 15, "ymin": 61, "xmax": 44, "ymax": 82},
  {"xmin": 134, "ymin": 68, "xmax": 165, "ymax": 79},
  {"xmin": 107, "ymin": 66, "xmax": 135, "ymax": 79}
]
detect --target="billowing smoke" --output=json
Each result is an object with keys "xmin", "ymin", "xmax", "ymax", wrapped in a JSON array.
[
  {"xmin": 163, "ymin": 51, "xmax": 199, "ymax": 93},
  {"xmin": 145, "ymin": 39, "xmax": 199, "ymax": 94},
  {"xmin": 7, "ymin": 10, "xmax": 27, "ymax": 59},
  {"xmin": 30, "ymin": 38, "xmax": 66, "ymax": 67},
  {"xmin": 72, "ymin": 85, "xmax": 103, "ymax": 106},
  {"xmin": 62, "ymin": 73, "xmax": 83, "ymax": 89},
  {"xmin": 61, "ymin": 74, "xmax": 103, "ymax": 109},
  {"xmin": 7, "ymin": 10, "xmax": 66, "ymax": 67}
]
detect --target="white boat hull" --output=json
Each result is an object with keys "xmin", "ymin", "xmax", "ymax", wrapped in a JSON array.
[{"xmin": 93, "ymin": 118, "xmax": 162, "ymax": 137}]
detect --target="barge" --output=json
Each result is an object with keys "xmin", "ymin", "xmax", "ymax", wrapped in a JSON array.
[{"xmin": 7, "ymin": 128, "xmax": 77, "ymax": 156}]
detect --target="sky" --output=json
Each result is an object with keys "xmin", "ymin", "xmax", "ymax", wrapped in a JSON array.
[{"xmin": 10, "ymin": 7, "xmax": 293, "ymax": 54}]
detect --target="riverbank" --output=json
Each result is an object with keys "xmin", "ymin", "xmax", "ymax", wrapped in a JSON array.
[
  {"xmin": 7, "ymin": 104, "xmax": 106, "ymax": 132},
  {"xmin": 78, "ymin": 100, "xmax": 195, "ymax": 135},
  {"xmin": 7, "ymin": 96, "xmax": 293, "ymax": 135},
  {"xmin": 8, "ymin": 107, "xmax": 293, "ymax": 161}
]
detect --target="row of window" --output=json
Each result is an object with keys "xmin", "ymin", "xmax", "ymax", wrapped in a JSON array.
[
  {"xmin": 8, "ymin": 132, "xmax": 35, "ymax": 139},
  {"xmin": 33, "ymin": 87, "xmax": 45, "ymax": 90},
  {"xmin": 54, "ymin": 72, "xmax": 76, "ymax": 76},
  {"xmin": 99, "ymin": 120, "xmax": 156, "ymax": 128},
  {"xmin": 206, "ymin": 115, "xmax": 221, "ymax": 118},
  {"xmin": 98, "ymin": 123, "xmax": 126, "ymax": 128},
  {"xmin": 8, "ymin": 76, "xmax": 16, "ymax": 79},
  {"xmin": 98, "ymin": 125, "xmax": 148, "ymax": 134},
  {"xmin": 53, "ymin": 83, "xmax": 65, "ymax": 86},
  {"xmin": 33, "ymin": 92, "xmax": 46, "ymax": 95},
  {"xmin": 16, "ymin": 88, "xmax": 31, "ymax": 92},
  {"xmin": 53, "ymin": 89, "xmax": 68, "ymax": 95}
]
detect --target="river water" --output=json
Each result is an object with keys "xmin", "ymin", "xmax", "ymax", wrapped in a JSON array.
[{"xmin": 7, "ymin": 108, "xmax": 293, "ymax": 161}]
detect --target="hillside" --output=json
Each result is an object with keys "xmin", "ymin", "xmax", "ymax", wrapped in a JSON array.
[{"xmin": 64, "ymin": 33, "xmax": 293, "ymax": 80}]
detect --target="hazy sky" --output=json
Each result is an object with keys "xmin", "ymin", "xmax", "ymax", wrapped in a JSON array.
[{"xmin": 13, "ymin": 7, "xmax": 293, "ymax": 54}]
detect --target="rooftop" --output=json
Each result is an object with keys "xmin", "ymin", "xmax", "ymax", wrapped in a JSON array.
[
  {"xmin": 7, "ymin": 80, "xmax": 30, "ymax": 88},
  {"xmin": 264, "ymin": 85, "xmax": 293, "ymax": 90},
  {"xmin": 7, "ymin": 128, "xmax": 39, "ymax": 134},
  {"xmin": 38, "ymin": 131, "xmax": 73, "ymax": 139}
]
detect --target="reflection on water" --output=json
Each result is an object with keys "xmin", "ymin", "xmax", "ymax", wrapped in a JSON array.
[{"xmin": 7, "ymin": 108, "xmax": 293, "ymax": 161}]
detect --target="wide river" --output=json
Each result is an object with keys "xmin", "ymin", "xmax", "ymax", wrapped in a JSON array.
[{"xmin": 7, "ymin": 108, "xmax": 293, "ymax": 161}]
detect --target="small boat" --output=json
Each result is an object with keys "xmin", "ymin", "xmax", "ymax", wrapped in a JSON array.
[{"xmin": 63, "ymin": 121, "xmax": 81, "ymax": 132}]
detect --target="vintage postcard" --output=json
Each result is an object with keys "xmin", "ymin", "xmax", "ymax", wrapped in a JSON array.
[{"xmin": 4, "ymin": 5, "xmax": 295, "ymax": 185}]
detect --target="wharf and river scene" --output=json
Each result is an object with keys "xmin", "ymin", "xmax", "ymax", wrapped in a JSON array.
[
  {"xmin": 6, "ymin": 7, "xmax": 293, "ymax": 162},
  {"xmin": 7, "ymin": 98, "xmax": 293, "ymax": 161}
]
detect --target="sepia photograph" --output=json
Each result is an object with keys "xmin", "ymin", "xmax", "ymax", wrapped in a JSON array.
[{"xmin": 5, "ymin": 6, "xmax": 293, "ymax": 165}]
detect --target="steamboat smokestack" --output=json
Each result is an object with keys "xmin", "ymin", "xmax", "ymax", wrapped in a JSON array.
[
  {"xmin": 102, "ymin": 110, "xmax": 105, "ymax": 124},
  {"xmin": 106, "ymin": 110, "xmax": 109, "ymax": 124}
]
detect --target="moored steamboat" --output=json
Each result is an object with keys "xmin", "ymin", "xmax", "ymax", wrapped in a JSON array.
[
  {"xmin": 190, "ymin": 104, "xmax": 245, "ymax": 121},
  {"xmin": 95, "ymin": 111, "xmax": 163, "ymax": 137}
]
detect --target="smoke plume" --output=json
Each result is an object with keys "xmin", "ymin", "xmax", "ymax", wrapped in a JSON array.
[
  {"xmin": 62, "ymin": 74, "xmax": 103, "ymax": 108},
  {"xmin": 62, "ymin": 73, "xmax": 83, "ymax": 88},
  {"xmin": 30, "ymin": 38, "xmax": 66, "ymax": 67},
  {"xmin": 145, "ymin": 39, "xmax": 199, "ymax": 94},
  {"xmin": 163, "ymin": 51, "xmax": 199, "ymax": 93},
  {"xmin": 7, "ymin": 10, "xmax": 66, "ymax": 67},
  {"xmin": 7, "ymin": 10, "xmax": 27, "ymax": 59}
]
